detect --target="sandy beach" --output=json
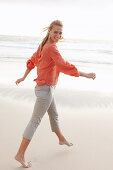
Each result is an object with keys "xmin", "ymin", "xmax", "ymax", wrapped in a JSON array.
[{"xmin": 0, "ymin": 58, "xmax": 113, "ymax": 170}]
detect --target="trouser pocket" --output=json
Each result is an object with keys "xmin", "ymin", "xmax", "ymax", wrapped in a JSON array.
[{"xmin": 35, "ymin": 84, "xmax": 50, "ymax": 99}]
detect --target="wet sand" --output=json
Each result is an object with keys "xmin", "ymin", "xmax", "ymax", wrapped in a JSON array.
[{"xmin": 0, "ymin": 59, "xmax": 113, "ymax": 170}]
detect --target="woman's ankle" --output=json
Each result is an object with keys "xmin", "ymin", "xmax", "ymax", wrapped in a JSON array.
[{"xmin": 16, "ymin": 152, "xmax": 24, "ymax": 158}]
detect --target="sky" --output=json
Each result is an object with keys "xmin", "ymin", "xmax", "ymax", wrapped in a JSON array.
[{"xmin": 0, "ymin": 0, "xmax": 113, "ymax": 40}]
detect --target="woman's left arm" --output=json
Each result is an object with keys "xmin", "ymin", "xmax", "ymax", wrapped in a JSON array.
[
  {"xmin": 49, "ymin": 44, "xmax": 79, "ymax": 77},
  {"xmin": 49, "ymin": 45, "xmax": 96, "ymax": 80}
]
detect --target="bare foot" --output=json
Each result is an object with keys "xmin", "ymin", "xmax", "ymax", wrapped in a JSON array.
[
  {"xmin": 59, "ymin": 140, "xmax": 73, "ymax": 147},
  {"xmin": 15, "ymin": 155, "xmax": 32, "ymax": 168}
]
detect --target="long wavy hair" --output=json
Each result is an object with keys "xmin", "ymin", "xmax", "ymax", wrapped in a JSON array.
[{"xmin": 39, "ymin": 20, "xmax": 63, "ymax": 54}]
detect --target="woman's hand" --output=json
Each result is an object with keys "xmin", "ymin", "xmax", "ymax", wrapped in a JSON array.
[
  {"xmin": 86, "ymin": 73, "xmax": 96, "ymax": 80},
  {"xmin": 79, "ymin": 71, "xmax": 96, "ymax": 80},
  {"xmin": 15, "ymin": 77, "xmax": 25, "ymax": 85}
]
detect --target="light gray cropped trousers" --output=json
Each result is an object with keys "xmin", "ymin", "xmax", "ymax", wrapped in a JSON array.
[{"xmin": 23, "ymin": 84, "xmax": 60, "ymax": 140}]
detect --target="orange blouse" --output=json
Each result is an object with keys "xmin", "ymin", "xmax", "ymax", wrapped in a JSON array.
[{"xmin": 26, "ymin": 42, "xmax": 79, "ymax": 86}]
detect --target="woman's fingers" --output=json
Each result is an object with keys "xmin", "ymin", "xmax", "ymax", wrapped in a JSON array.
[
  {"xmin": 15, "ymin": 78, "xmax": 23, "ymax": 85},
  {"xmin": 92, "ymin": 73, "xmax": 96, "ymax": 80},
  {"xmin": 88, "ymin": 73, "xmax": 96, "ymax": 80},
  {"xmin": 15, "ymin": 80, "xmax": 20, "ymax": 85},
  {"xmin": 91, "ymin": 73, "xmax": 96, "ymax": 80}
]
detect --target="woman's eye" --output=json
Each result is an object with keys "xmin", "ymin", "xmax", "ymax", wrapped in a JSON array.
[{"xmin": 54, "ymin": 31, "xmax": 62, "ymax": 35}]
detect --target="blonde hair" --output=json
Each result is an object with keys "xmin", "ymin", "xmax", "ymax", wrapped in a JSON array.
[{"xmin": 39, "ymin": 20, "xmax": 63, "ymax": 54}]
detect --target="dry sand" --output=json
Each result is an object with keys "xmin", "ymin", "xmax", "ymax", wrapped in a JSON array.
[{"xmin": 0, "ymin": 87, "xmax": 113, "ymax": 170}]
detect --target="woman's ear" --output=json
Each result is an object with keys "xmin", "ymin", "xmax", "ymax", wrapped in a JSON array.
[{"xmin": 48, "ymin": 28, "xmax": 50, "ymax": 33}]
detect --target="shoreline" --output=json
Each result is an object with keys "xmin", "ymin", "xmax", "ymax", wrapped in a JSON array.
[{"xmin": 0, "ymin": 83, "xmax": 113, "ymax": 109}]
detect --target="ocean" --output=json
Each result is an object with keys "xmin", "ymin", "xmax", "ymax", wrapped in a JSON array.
[{"xmin": 0, "ymin": 34, "xmax": 113, "ymax": 66}]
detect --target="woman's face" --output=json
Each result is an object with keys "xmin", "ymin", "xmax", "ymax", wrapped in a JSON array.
[{"xmin": 49, "ymin": 25, "xmax": 63, "ymax": 43}]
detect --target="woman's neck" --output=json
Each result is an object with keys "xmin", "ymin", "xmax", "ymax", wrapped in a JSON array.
[{"xmin": 47, "ymin": 38, "xmax": 56, "ymax": 44}]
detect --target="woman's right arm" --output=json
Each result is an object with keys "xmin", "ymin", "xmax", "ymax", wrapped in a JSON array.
[
  {"xmin": 15, "ymin": 68, "xmax": 31, "ymax": 85},
  {"xmin": 15, "ymin": 46, "xmax": 40, "ymax": 85}
]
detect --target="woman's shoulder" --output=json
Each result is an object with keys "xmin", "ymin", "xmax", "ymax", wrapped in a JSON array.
[
  {"xmin": 45, "ymin": 43, "xmax": 58, "ymax": 52},
  {"xmin": 41, "ymin": 42, "xmax": 59, "ymax": 56}
]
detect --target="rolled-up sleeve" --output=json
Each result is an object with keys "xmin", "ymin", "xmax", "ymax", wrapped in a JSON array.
[
  {"xmin": 26, "ymin": 47, "xmax": 40, "ymax": 70},
  {"xmin": 49, "ymin": 44, "xmax": 79, "ymax": 77}
]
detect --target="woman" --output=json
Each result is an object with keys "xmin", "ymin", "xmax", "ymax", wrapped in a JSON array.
[{"xmin": 15, "ymin": 20, "xmax": 96, "ymax": 168}]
